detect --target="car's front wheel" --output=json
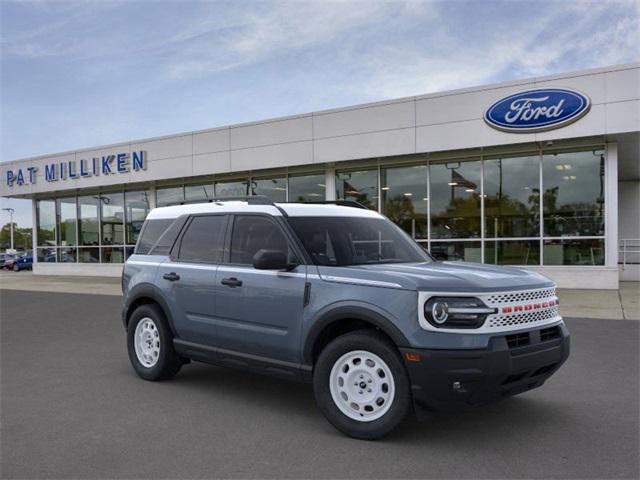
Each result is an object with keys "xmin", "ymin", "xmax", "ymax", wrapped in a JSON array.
[
  {"xmin": 127, "ymin": 303, "xmax": 182, "ymax": 381},
  {"xmin": 313, "ymin": 330, "xmax": 411, "ymax": 440},
  {"xmin": 12, "ymin": 263, "xmax": 19, "ymax": 272}
]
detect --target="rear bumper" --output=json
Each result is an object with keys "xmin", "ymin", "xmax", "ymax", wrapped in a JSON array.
[{"xmin": 400, "ymin": 322, "xmax": 570, "ymax": 417}]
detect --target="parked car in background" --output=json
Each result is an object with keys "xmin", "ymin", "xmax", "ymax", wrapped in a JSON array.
[
  {"xmin": 2, "ymin": 253, "xmax": 17, "ymax": 270},
  {"xmin": 12, "ymin": 252, "xmax": 33, "ymax": 271}
]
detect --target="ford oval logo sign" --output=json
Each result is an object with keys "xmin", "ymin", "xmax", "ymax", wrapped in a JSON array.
[{"xmin": 484, "ymin": 88, "xmax": 591, "ymax": 133}]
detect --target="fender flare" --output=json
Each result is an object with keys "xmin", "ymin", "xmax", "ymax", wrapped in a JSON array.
[
  {"xmin": 123, "ymin": 283, "xmax": 177, "ymax": 335},
  {"xmin": 302, "ymin": 303, "xmax": 410, "ymax": 365}
]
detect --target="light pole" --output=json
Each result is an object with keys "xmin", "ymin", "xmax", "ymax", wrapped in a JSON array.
[{"xmin": 2, "ymin": 207, "xmax": 15, "ymax": 251}]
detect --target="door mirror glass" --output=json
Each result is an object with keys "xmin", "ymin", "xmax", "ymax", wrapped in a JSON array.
[{"xmin": 252, "ymin": 249, "xmax": 288, "ymax": 270}]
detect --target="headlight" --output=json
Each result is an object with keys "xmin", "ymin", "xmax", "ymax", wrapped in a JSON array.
[{"xmin": 424, "ymin": 297, "xmax": 496, "ymax": 329}]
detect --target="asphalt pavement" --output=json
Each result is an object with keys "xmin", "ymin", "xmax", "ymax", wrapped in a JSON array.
[{"xmin": 1, "ymin": 289, "xmax": 638, "ymax": 479}]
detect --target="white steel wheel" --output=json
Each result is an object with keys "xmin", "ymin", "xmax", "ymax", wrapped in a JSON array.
[
  {"xmin": 134, "ymin": 317, "xmax": 161, "ymax": 368},
  {"xmin": 329, "ymin": 350, "xmax": 396, "ymax": 422}
]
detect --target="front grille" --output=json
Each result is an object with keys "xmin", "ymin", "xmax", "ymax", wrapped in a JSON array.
[
  {"xmin": 488, "ymin": 305, "xmax": 559, "ymax": 328},
  {"xmin": 506, "ymin": 332, "xmax": 530, "ymax": 348},
  {"xmin": 485, "ymin": 288, "xmax": 556, "ymax": 305}
]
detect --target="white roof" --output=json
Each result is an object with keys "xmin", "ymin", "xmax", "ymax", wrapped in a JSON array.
[{"xmin": 146, "ymin": 201, "xmax": 383, "ymax": 220}]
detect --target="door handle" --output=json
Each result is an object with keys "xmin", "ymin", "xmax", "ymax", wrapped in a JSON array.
[
  {"xmin": 162, "ymin": 272, "xmax": 180, "ymax": 282},
  {"xmin": 221, "ymin": 277, "xmax": 243, "ymax": 288}
]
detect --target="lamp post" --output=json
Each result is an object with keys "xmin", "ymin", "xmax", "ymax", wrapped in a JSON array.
[{"xmin": 2, "ymin": 207, "xmax": 15, "ymax": 251}]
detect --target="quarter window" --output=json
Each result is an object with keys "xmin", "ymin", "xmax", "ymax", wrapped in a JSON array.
[
  {"xmin": 230, "ymin": 216, "xmax": 289, "ymax": 265},
  {"xmin": 177, "ymin": 215, "xmax": 227, "ymax": 263}
]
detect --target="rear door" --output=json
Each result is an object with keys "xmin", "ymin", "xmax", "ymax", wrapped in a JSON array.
[
  {"xmin": 214, "ymin": 214, "xmax": 307, "ymax": 363},
  {"xmin": 156, "ymin": 214, "xmax": 228, "ymax": 345}
]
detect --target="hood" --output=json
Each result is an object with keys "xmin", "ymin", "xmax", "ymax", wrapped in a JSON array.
[{"xmin": 316, "ymin": 261, "xmax": 554, "ymax": 292}]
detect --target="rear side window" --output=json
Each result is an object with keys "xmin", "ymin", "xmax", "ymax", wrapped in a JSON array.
[
  {"xmin": 135, "ymin": 219, "xmax": 174, "ymax": 255},
  {"xmin": 177, "ymin": 215, "xmax": 227, "ymax": 263},
  {"xmin": 230, "ymin": 215, "xmax": 289, "ymax": 265}
]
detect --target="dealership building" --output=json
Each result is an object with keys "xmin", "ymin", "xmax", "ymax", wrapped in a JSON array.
[{"xmin": 1, "ymin": 63, "xmax": 638, "ymax": 289}]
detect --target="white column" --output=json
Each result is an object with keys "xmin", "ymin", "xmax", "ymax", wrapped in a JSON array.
[
  {"xmin": 31, "ymin": 198, "xmax": 37, "ymax": 265},
  {"xmin": 605, "ymin": 142, "xmax": 618, "ymax": 271},
  {"xmin": 325, "ymin": 165, "xmax": 336, "ymax": 201},
  {"xmin": 149, "ymin": 185, "xmax": 157, "ymax": 209}
]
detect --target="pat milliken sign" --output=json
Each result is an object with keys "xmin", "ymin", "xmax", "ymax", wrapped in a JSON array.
[
  {"xmin": 484, "ymin": 88, "xmax": 591, "ymax": 133},
  {"xmin": 5, "ymin": 151, "xmax": 147, "ymax": 187}
]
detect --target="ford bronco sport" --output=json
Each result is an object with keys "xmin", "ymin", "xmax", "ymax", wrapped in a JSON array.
[{"xmin": 122, "ymin": 196, "xmax": 570, "ymax": 439}]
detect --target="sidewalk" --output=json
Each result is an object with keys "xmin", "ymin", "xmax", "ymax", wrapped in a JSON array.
[{"xmin": 1, "ymin": 270, "xmax": 638, "ymax": 320}]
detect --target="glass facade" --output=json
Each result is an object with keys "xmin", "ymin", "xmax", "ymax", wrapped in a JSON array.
[{"xmin": 33, "ymin": 147, "xmax": 607, "ymax": 267}]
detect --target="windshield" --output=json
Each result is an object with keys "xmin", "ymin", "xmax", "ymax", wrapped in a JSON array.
[{"xmin": 288, "ymin": 216, "xmax": 431, "ymax": 266}]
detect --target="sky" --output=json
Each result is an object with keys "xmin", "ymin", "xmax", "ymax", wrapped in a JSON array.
[{"xmin": 1, "ymin": 0, "xmax": 639, "ymax": 228}]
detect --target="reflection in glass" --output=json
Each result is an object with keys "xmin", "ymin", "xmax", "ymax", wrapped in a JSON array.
[
  {"xmin": 185, "ymin": 184, "xmax": 215, "ymax": 202},
  {"xmin": 215, "ymin": 180, "xmax": 249, "ymax": 197},
  {"xmin": 484, "ymin": 156, "xmax": 540, "ymax": 238},
  {"xmin": 543, "ymin": 150, "xmax": 605, "ymax": 237},
  {"xmin": 430, "ymin": 161, "xmax": 481, "ymax": 239},
  {"xmin": 336, "ymin": 170, "xmax": 378, "ymax": 209},
  {"xmin": 58, "ymin": 247, "xmax": 77, "ymax": 263},
  {"xmin": 78, "ymin": 247, "xmax": 100, "ymax": 263},
  {"xmin": 37, "ymin": 247, "xmax": 57, "ymax": 262},
  {"xmin": 543, "ymin": 239, "xmax": 604, "ymax": 265},
  {"xmin": 156, "ymin": 186, "xmax": 184, "ymax": 207},
  {"xmin": 429, "ymin": 241, "xmax": 482, "ymax": 262},
  {"xmin": 251, "ymin": 177, "xmax": 287, "ymax": 202},
  {"xmin": 125, "ymin": 191, "xmax": 150, "ymax": 245},
  {"xmin": 382, "ymin": 165, "xmax": 428, "ymax": 239},
  {"xmin": 101, "ymin": 247, "xmax": 124, "ymax": 263},
  {"xmin": 485, "ymin": 240, "xmax": 540, "ymax": 265},
  {"xmin": 37, "ymin": 200, "xmax": 56, "ymax": 246},
  {"xmin": 78, "ymin": 196, "xmax": 100, "ymax": 246},
  {"xmin": 101, "ymin": 193, "xmax": 124, "ymax": 245},
  {"xmin": 288, "ymin": 174, "xmax": 325, "ymax": 202},
  {"xmin": 56, "ymin": 197, "xmax": 77, "ymax": 246}
]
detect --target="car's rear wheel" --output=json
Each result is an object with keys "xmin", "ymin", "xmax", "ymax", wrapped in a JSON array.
[
  {"xmin": 127, "ymin": 304, "xmax": 182, "ymax": 381},
  {"xmin": 313, "ymin": 330, "xmax": 411, "ymax": 440}
]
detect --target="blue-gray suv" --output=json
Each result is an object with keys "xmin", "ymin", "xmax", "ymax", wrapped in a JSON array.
[{"xmin": 122, "ymin": 196, "xmax": 570, "ymax": 439}]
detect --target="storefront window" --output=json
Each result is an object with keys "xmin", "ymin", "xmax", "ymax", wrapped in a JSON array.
[
  {"xmin": 125, "ymin": 190, "xmax": 150, "ymax": 245},
  {"xmin": 429, "ymin": 241, "xmax": 482, "ymax": 262},
  {"xmin": 36, "ymin": 200, "xmax": 56, "ymax": 246},
  {"xmin": 56, "ymin": 197, "xmax": 77, "ymax": 246},
  {"xmin": 288, "ymin": 173, "xmax": 325, "ymax": 202},
  {"xmin": 215, "ymin": 180, "xmax": 249, "ymax": 197},
  {"xmin": 430, "ymin": 160, "xmax": 481, "ymax": 239},
  {"xmin": 485, "ymin": 240, "xmax": 540, "ymax": 265},
  {"xmin": 542, "ymin": 150, "xmax": 605, "ymax": 237},
  {"xmin": 100, "ymin": 193, "xmax": 124, "ymax": 245},
  {"xmin": 381, "ymin": 165, "xmax": 428, "ymax": 239},
  {"xmin": 156, "ymin": 186, "xmax": 184, "ymax": 207},
  {"xmin": 543, "ymin": 238, "xmax": 604, "ymax": 265},
  {"xmin": 78, "ymin": 196, "xmax": 100, "ymax": 246},
  {"xmin": 78, "ymin": 247, "xmax": 100, "ymax": 263},
  {"xmin": 336, "ymin": 169, "xmax": 378, "ymax": 210},
  {"xmin": 36, "ymin": 246, "xmax": 57, "ymax": 262},
  {"xmin": 101, "ymin": 246, "xmax": 124, "ymax": 263},
  {"xmin": 251, "ymin": 177, "xmax": 287, "ymax": 202},
  {"xmin": 185, "ymin": 183, "xmax": 215, "ymax": 202},
  {"xmin": 484, "ymin": 155, "xmax": 540, "ymax": 238},
  {"xmin": 58, "ymin": 246, "xmax": 77, "ymax": 263}
]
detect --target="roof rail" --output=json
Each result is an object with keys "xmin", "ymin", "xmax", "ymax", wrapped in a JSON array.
[
  {"xmin": 179, "ymin": 195, "xmax": 275, "ymax": 206},
  {"xmin": 299, "ymin": 200, "xmax": 369, "ymax": 210}
]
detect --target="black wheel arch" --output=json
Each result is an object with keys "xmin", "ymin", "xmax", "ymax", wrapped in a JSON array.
[
  {"xmin": 303, "ymin": 304, "xmax": 410, "ymax": 366},
  {"xmin": 123, "ymin": 283, "xmax": 177, "ymax": 336}
]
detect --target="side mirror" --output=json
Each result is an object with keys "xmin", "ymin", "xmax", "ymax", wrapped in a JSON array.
[{"xmin": 252, "ymin": 249, "xmax": 289, "ymax": 270}]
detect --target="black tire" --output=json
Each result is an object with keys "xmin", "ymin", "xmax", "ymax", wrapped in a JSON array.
[
  {"xmin": 12, "ymin": 264, "xmax": 19, "ymax": 272},
  {"xmin": 127, "ymin": 303, "xmax": 182, "ymax": 381},
  {"xmin": 313, "ymin": 329, "xmax": 411, "ymax": 440}
]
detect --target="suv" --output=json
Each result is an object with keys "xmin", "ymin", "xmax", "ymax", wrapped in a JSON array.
[{"xmin": 122, "ymin": 197, "xmax": 570, "ymax": 439}]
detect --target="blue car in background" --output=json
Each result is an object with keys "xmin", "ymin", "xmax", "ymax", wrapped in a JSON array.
[{"xmin": 12, "ymin": 252, "xmax": 33, "ymax": 271}]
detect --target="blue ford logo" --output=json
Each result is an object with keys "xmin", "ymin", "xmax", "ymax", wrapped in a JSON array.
[{"xmin": 484, "ymin": 88, "xmax": 591, "ymax": 133}]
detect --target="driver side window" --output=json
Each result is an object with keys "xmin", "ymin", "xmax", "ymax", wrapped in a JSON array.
[{"xmin": 229, "ymin": 215, "xmax": 291, "ymax": 265}]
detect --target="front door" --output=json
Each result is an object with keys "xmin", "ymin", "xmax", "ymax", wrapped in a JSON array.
[{"xmin": 214, "ymin": 214, "xmax": 306, "ymax": 363}]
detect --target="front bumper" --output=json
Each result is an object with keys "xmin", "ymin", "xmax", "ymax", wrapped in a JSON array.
[{"xmin": 400, "ymin": 321, "xmax": 570, "ymax": 418}]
